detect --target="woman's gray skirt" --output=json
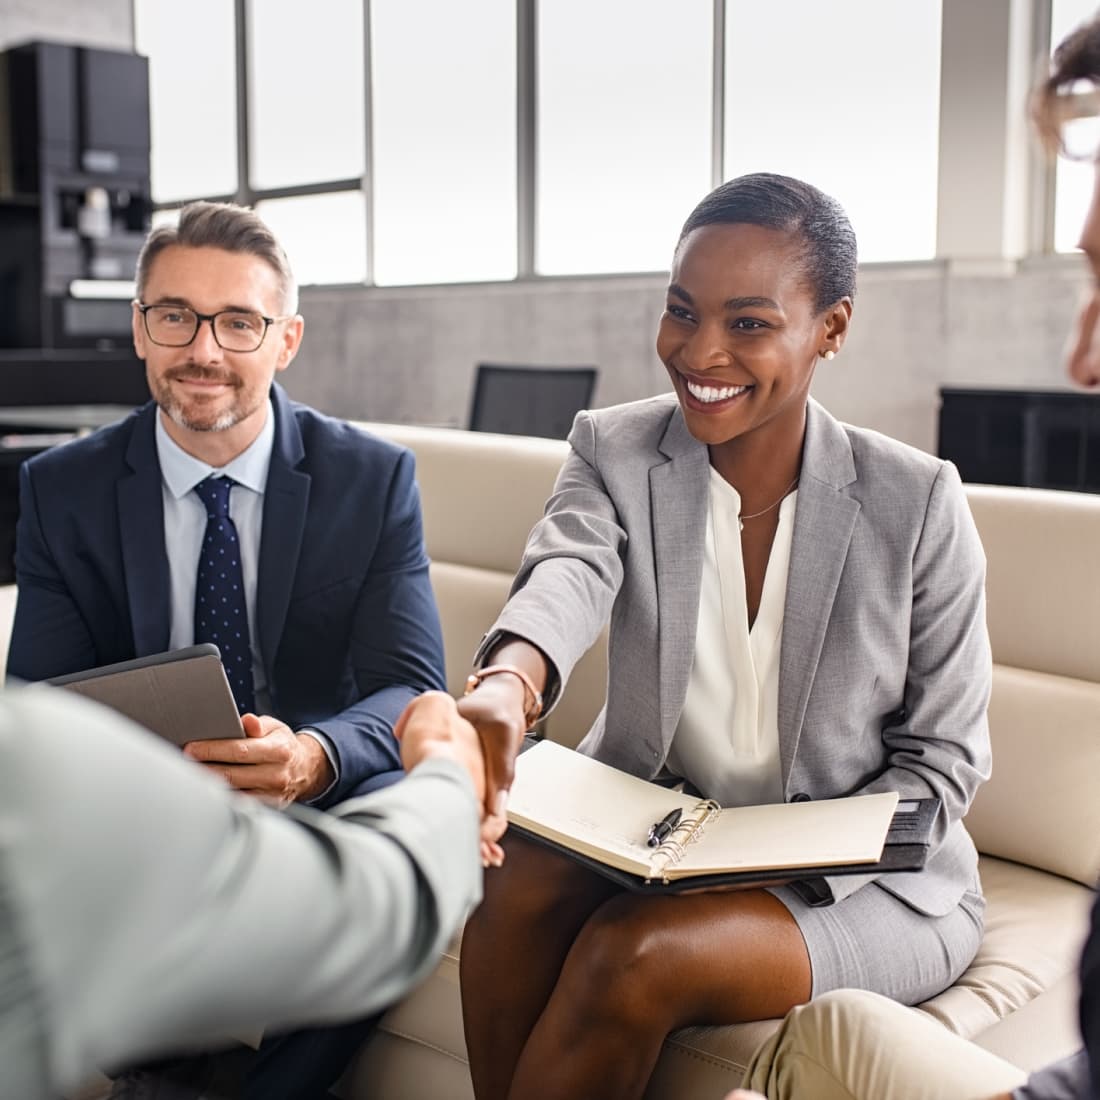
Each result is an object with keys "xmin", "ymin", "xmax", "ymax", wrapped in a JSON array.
[{"xmin": 769, "ymin": 880, "xmax": 985, "ymax": 1004}]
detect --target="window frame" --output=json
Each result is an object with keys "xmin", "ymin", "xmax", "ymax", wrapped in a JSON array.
[{"xmin": 139, "ymin": 0, "xmax": 1072, "ymax": 288}]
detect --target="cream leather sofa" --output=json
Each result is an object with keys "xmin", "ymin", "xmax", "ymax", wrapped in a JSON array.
[
  {"xmin": 1, "ymin": 426, "xmax": 1097, "ymax": 1100},
  {"xmin": 336, "ymin": 422, "xmax": 1100, "ymax": 1100},
  {"xmin": 0, "ymin": 583, "xmax": 14, "ymax": 684}
]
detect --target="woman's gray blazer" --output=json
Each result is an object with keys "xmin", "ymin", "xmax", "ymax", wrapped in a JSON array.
[{"xmin": 483, "ymin": 393, "xmax": 993, "ymax": 917}]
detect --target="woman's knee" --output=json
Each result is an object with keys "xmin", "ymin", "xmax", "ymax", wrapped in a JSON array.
[
  {"xmin": 465, "ymin": 842, "xmax": 620, "ymax": 968},
  {"xmin": 555, "ymin": 896, "xmax": 681, "ymax": 1025}
]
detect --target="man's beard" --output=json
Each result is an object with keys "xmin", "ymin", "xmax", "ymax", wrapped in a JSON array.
[{"xmin": 153, "ymin": 367, "xmax": 255, "ymax": 432}]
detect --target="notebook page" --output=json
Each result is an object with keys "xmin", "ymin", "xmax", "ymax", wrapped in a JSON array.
[
  {"xmin": 508, "ymin": 741, "xmax": 700, "ymax": 876},
  {"xmin": 669, "ymin": 791, "xmax": 900, "ymax": 878}
]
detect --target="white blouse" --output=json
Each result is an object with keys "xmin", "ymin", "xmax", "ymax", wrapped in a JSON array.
[{"xmin": 666, "ymin": 466, "xmax": 797, "ymax": 808}]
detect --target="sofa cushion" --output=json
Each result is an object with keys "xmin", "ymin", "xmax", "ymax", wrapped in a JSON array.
[
  {"xmin": 358, "ymin": 422, "xmax": 567, "ymax": 575},
  {"xmin": 339, "ymin": 856, "xmax": 1093, "ymax": 1100},
  {"xmin": 919, "ymin": 857, "xmax": 1092, "ymax": 1040},
  {"xmin": 429, "ymin": 562, "xmax": 512, "ymax": 698},
  {"xmin": 966, "ymin": 665, "xmax": 1100, "ymax": 886},
  {"xmin": 965, "ymin": 485, "xmax": 1100, "ymax": 684},
  {"xmin": 968, "ymin": 971, "xmax": 1084, "ymax": 1073}
]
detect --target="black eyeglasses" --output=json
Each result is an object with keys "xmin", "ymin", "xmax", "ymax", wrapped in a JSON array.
[{"xmin": 136, "ymin": 302, "xmax": 293, "ymax": 353}]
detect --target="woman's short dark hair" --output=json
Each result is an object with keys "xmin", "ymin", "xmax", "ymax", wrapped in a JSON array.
[{"xmin": 678, "ymin": 173, "xmax": 857, "ymax": 313}]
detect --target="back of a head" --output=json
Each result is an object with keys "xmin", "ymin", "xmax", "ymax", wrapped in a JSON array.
[
  {"xmin": 1034, "ymin": 10, "xmax": 1100, "ymax": 150},
  {"xmin": 678, "ymin": 173, "xmax": 858, "ymax": 313}
]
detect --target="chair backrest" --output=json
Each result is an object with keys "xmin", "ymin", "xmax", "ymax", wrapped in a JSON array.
[
  {"xmin": 468, "ymin": 364, "xmax": 597, "ymax": 440},
  {"xmin": 962, "ymin": 484, "xmax": 1100, "ymax": 886}
]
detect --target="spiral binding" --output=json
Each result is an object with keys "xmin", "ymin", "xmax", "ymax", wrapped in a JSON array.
[{"xmin": 646, "ymin": 798, "xmax": 721, "ymax": 882}]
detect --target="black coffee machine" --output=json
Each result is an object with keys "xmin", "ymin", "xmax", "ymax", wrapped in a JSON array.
[{"xmin": 0, "ymin": 41, "xmax": 151, "ymax": 350}]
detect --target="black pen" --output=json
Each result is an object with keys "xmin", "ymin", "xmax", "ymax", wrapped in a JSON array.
[{"xmin": 646, "ymin": 808, "xmax": 682, "ymax": 848}]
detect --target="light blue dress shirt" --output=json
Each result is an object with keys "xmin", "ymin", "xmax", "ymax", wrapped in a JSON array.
[{"xmin": 154, "ymin": 404, "xmax": 338, "ymax": 795}]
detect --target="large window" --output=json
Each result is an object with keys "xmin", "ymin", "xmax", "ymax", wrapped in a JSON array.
[
  {"xmin": 135, "ymin": 0, "xmax": 963, "ymax": 284},
  {"xmin": 134, "ymin": 0, "xmax": 238, "ymax": 202},
  {"xmin": 136, "ymin": 0, "xmax": 367, "ymax": 285},
  {"xmin": 370, "ymin": 0, "xmax": 516, "ymax": 285},
  {"xmin": 246, "ymin": 0, "xmax": 366, "ymax": 191},
  {"xmin": 723, "ymin": 0, "xmax": 942, "ymax": 264},
  {"xmin": 535, "ymin": 0, "xmax": 713, "ymax": 275},
  {"xmin": 257, "ymin": 193, "xmax": 368, "ymax": 287},
  {"xmin": 1052, "ymin": 0, "xmax": 1100, "ymax": 253}
]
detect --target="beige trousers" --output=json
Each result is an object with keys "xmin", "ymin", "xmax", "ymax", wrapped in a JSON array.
[{"xmin": 741, "ymin": 990, "xmax": 1029, "ymax": 1100}]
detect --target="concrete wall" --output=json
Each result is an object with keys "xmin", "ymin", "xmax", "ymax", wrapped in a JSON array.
[
  {"xmin": 287, "ymin": 256, "xmax": 1088, "ymax": 455},
  {"xmin": 0, "ymin": 0, "xmax": 132, "ymax": 51}
]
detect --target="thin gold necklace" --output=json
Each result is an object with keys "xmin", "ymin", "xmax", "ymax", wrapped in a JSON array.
[{"xmin": 738, "ymin": 475, "xmax": 799, "ymax": 532}]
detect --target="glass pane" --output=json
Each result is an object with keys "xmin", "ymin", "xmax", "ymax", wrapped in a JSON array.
[
  {"xmin": 150, "ymin": 208, "xmax": 181, "ymax": 231},
  {"xmin": 724, "ymin": 0, "xmax": 941, "ymax": 263},
  {"xmin": 1052, "ymin": 0, "xmax": 1100, "ymax": 253},
  {"xmin": 536, "ymin": 0, "xmax": 712, "ymax": 275},
  {"xmin": 371, "ymin": 0, "xmax": 516, "ymax": 285},
  {"xmin": 256, "ymin": 192, "xmax": 367, "ymax": 286},
  {"xmin": 247, "ymin": 0, "xmax": 366, "ymax": 190},
  {"xmin": 134, "ymin": 0, "xmax": 238, "ymax": 202}
]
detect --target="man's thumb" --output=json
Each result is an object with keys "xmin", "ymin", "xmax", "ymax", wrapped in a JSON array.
[{"xmin": 241, "ymin": 712, "xmax": 265, "ymax": 738}]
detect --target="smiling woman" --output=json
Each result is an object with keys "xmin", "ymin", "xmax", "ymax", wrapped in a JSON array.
[{"xmin": 421, "ymin": 172, "xmax": 994, "ymax": 1100}]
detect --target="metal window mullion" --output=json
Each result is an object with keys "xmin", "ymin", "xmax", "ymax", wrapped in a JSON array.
[
  {"xmin": 363, "ymin": 0, "xmax": 376, "ymax": 285},
  {"xmin": 517, "ymin": 0, "xmax": 536, "ymax": 278},
  {"xmin": 711, "ymin": 0, "xmax": 726, "ymax": 187},
  {"xmin": 235, "ymin": 0, "xmax": 254, "ymax": 206},
  {"xmin": 1031, "ymin": 0, "xmax": 1056, "ymax": 254}
]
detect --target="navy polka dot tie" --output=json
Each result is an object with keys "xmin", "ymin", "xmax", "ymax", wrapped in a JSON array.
[{"xmin": 193, "ymin": 476, "xmax": 256, "ymax": 715}]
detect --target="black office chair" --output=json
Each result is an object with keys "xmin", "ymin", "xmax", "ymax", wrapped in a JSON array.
[{"xmin": 467, "ymin": 363, "xmax": 598, "ymax": 440}]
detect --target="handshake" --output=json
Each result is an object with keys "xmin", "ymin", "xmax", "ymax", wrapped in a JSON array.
[
  {"xmin": 395, "ymin": 691, "xmax": 507, "ymax": 866},
  {"xmin": 395, "ymin": 684, "xmax": 523, "ymax": 868},
  {"xmin": 394, "ymin": 691, "xmax": 487, "ymax": 805}
]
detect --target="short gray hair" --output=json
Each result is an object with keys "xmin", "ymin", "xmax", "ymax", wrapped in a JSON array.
[{"xmin": 136, "ymin": 201, "xmax": 298, "ymax": 313}]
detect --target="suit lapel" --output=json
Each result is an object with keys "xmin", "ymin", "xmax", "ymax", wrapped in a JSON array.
[
  {"xmin": 651, "ymin": 410, "xmax": 709, "ymax": 745},
  {"xmin": 778, "ymin": 400, "xmax": 860, "ymax": 788},
  {"xmin": 118, "ymin": 404, "xmax": 172, "ymax": 654},
  {"xmin": 256, "ymin": 385, "xmax": 310, "ymax": 674}
]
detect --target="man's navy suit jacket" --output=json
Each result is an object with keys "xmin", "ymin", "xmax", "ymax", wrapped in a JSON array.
[{"xmin": 6, "ymin": 383, "xmax": 446, "ymax": 806}]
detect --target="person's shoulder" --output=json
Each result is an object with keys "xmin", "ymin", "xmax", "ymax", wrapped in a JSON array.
[
  {"xmin": 829, "ymin": 415, "xmax": 972, "ymax": 535},
  {"xmin": 583, "ymin": 392, "xmax": 678, "ymax": 428},
  {"xmin": 844, "ymin": 421, "xmax": 945, "ymax": 477},
  {"xmin": 577, "ymin": 392, "xmax": 679, "ymax": 446},
  {"xmin": 23, "ymin": 405, "xmax": 148, "ymax": 483},
  {"xmin": 287, "ymin": 399, "xmax": 411, "ymax": 471}
]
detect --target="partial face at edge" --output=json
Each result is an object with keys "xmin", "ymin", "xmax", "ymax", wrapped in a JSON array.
[
  {"xmin": 655, "ymin": 222, "xmax": 851, "ymax": 450},
  {"xmin": 1067, "ymin": 164, "xmax": 1100, "ymax": 388}
]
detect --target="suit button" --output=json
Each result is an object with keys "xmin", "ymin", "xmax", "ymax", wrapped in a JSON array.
[{"xmin": 790, "ymin": 792, "xmax": 811, "ymax": 802}]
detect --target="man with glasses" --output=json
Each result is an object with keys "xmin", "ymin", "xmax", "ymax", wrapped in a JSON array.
[{"xmin": 5, "ymin": 200, "xmax": 447, "ymax": 1097}]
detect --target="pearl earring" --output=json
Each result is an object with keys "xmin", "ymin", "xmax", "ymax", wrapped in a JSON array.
[{"xmin": 821, "ymin": 350, "xmax": 835, "ymax": 361}]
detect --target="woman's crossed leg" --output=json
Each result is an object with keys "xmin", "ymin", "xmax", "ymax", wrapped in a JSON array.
[{"xmin": 460, "ymin": 832, "xmax": 811, "ymax": 1100}]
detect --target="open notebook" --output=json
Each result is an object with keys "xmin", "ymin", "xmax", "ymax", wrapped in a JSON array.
[{"xmin": 507, "ymin": 741, "xmax": 938, "ymax": 893}]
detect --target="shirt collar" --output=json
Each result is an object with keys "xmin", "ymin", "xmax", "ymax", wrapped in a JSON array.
[{"xmin": 155, "ymin": 400, "xmax": 276, "ymax": 500}]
